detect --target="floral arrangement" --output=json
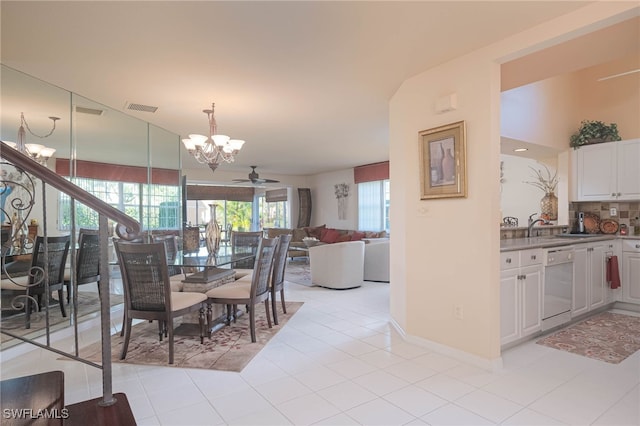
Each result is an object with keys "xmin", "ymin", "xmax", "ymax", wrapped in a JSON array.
[
  {"xmin": 334, "ymin": 182, "xmax": 350, "ymax": 199},
  {"xmin": 524, "ymin": 165, "xmax": 558, "ymax": 194}
]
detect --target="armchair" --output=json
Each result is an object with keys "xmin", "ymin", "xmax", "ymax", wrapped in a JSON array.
[{"xmin": 309, "ymin": 240, "xmax": 364, "ymax": 289}]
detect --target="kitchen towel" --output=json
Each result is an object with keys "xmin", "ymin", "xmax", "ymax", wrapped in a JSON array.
[{"xmin": 606, "ymin": 255, "xmax": 621, "ymax": 289}]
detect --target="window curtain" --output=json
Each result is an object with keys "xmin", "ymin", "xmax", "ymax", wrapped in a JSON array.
[
  {"xmin": 265, "ymin": 188, "xmax": 288, "ymax": 202},
  {"xmin": 354, "ymin": 161, "xmax": 389, "ymax": 184},
  {"xmin": 186, "ymin": 185, "xmax": 255, "ymax": 202},
  {"xmin": 56, "ymin": 158, "xmax": 179, "ymax": 185}
]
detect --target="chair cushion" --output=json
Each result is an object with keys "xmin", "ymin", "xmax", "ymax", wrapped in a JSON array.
[
  {"xmin": 233, "ymin": 269, "xmax": 253, "ymax": 280},
  {"xmin": 170, "ymin": 291, "xmax": 206, "ymax": 311},
  {"xmin": 169, "ymin": 275, "xmax": 185, "ymax": 292},
  {"xmin": 0, "ymin": 275, "xmax": 30, "ymax": 290},
  {"xmin": 205, "ymin": 282, "xmax": 251, "ymax": 299}
]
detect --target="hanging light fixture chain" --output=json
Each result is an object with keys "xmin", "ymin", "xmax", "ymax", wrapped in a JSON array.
[{"xmin": 21, "ymin": 112, "xmax": 60, "ymax": 139}]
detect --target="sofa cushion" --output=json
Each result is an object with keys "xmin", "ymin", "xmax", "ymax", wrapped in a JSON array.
[
  {"xmin": 292, "ymin": 228, "xmax": 307, "ymax": 242},
  {"xmin": 266, "ymin": 228, "xmax": 293, "ymax": 239}
]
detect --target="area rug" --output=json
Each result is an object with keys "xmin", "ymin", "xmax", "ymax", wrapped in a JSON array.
[
  {"xmin": 1, "ymin": 292, "xmax": 124, "ymax": 348},
  {"xmin": 536, "ymin": 312, "xmax": 640, "ymax": 364},
  {"xmin": 78, "ymin": 301, "xmax": 303, "ymax": 372},
  {"xmin": 284, "ymin": 260, "xmax": 314, "ymax": 287}
]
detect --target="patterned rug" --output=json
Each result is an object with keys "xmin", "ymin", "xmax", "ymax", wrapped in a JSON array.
[
  {"xmin": 78, "ymin": 301, "xmax": 303, "ymax": 372},
  {"xmin": 536, "ymin": 312, "xmax": 640, "ymax": 364},
  {"xmin": 284, "ymin": 260, "xmax": 314, "ymax": 287}
]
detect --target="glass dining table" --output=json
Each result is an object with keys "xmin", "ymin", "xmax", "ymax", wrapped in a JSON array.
[{"xmin": 175, "ymin": 247, "xmax": 255, "ymax": 284}]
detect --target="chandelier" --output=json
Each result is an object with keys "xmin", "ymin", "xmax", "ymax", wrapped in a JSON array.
[
  {"xmin": 4, "ymin": 112, "xmax": 58, "ymax": 165},
  {"xmin": 181, "ymin": 103, "xmax": 245, "ymax": 172}
]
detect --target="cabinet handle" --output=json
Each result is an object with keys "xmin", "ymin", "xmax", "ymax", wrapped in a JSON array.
[
  {"xmin": 506, "ymin": 258, "xmax": 512, "ymax": 264},
  {"xmin": 617, "ymin": 193, "xmax": 621, "ymax": 197},
  {"xmin": 531, "ymin": 255, "xmax": 536, "ymax": 260},
  {"xmin": 636, "ymin": 244, "xmax": 640, "ymax": 249},
  {"xmin": 611, "ymin": 193, "xmax": 616, "ymax": 197}
]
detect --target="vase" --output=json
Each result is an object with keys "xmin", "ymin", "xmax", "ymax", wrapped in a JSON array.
[
  {"xmin": 441, "ymin": 148, "xmax": 455, "ymax": 182},
  {"xmin": 205, "ymin": 204, "xmax": 221, "ymax": 256},
  {"xmin": 540, "ymin": 192, "xmax": 558, "ymax": 221}
]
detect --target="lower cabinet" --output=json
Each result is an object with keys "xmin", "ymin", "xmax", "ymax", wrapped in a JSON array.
[
  {"xmin": 573, "ymin": 241, "xmax": 609, "ymax": 316},
  {"xmin": 622, "ymin": 240, "xmax": 640, "ymax": 304},
  {"xmin": 500, "ymin": 249, "xmax": 543, "ymax": 346}
]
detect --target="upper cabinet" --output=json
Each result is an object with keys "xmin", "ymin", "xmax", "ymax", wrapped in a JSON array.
[{"xmin": 572, "ymin": 139, "xmax": 640, "ymax": 201}]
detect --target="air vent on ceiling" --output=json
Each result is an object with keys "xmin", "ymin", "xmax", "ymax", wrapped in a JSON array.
[
  {"xmin": 125, "ymin": 102, "xmax": 158, "ymax": 113},
  {"xmin": 75, "ymin": 106, "xmax": 104, "ymax": 116}
]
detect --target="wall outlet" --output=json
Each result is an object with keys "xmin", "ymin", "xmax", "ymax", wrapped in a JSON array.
[
  {"xmin": 610, "ymin": 207, "xmax": 617, "ymax": 216},
  {"xmin": 454, "ymin": 304, "xmax": 464, "ymax": 320}
]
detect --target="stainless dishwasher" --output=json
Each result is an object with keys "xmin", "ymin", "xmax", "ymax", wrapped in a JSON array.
[{"xmin": 542, "ymin": 247, "xmax": 574, "ymax": 331}]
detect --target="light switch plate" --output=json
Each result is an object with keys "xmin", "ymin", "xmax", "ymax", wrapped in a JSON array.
[{"xmin": 610, "ymin": 207, "xmax": 617, "ymax": 216}]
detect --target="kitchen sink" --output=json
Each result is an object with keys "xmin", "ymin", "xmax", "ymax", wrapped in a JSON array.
[{"xmin": 554, "ymin": 233, "xmax": 604, "ymax": 238}]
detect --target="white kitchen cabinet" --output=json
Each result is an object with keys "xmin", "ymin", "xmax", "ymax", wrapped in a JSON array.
[
  {"xmin": 622, "ymin": 240, "xmax": 640, "ymax": 304},
  {"xmin": 500, "ymin": 249, "xmax": 542, "ymax": 346},
  {"xmin": 572, "ymin": 241, "xmax": 608, "ymax": 316},
  {"xmin": 574, "ymin": 138, "xmax": 640, "ymax": 201}
]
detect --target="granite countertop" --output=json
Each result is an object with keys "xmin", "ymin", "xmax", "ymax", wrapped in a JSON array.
[{"xmin": 500, "ymin": 234, "xmax": 618, "ymax": 252}]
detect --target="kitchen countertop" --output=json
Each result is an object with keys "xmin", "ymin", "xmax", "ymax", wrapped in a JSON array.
[{"xmin": 500, "ymin": 234, "xmax": 618, "ymax": 252}]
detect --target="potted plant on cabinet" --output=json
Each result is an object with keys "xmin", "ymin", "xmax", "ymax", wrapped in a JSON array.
[{"xmin": 570, "ymin": 120, "xmax": 621, "ymax": 149}]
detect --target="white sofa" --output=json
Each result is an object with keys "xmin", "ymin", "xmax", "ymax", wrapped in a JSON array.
[
  {"xmin": 363, "ymin": 238, "xmax": 390, "ymax": 282},
  {"xmin": 309, "ymin": 241, "xmax": 365, "ymax": 289}
]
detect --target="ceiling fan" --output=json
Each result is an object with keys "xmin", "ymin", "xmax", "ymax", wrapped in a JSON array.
[{"xmin": 232, "ymin": 166, "xmax": 280, "ymax": 184}]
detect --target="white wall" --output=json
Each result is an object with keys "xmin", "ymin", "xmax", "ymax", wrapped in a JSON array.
[
  {"xmin": 309, "ymin": 168, "xmax": 358, "ymax": 230},
  {"xmin": 389, "ymin": 2, "xmax": 638, "ymax": 365},
  {"xmin": 500, "ymin": 155, "xmax": 558, "ymax": 226}
]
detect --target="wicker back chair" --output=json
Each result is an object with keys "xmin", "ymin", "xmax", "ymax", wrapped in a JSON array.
[
  {"xmin": 230, "ymin": 231, "xmax": 262, "ymax": 269},
  {"xmin": 182, "ymin": 226, "xmax": 200, "ymax": 252},
  {"xmin": 65, "ymin": 228, "xmax": 100, "ymax": 303},
  {"xmin": 270, "ymin": 234, "xmax": 291, "ymax": 325},
  {"xmin": 206, "ymin": 238, "xmax": 278, "ymax": 342},
  {"xmin": 1, "ymin": 235, "xmax": 70, "ymax": 328},
  {"xmin": 114, "ymin": 241, "xmax": 208, "ymax": 364}
]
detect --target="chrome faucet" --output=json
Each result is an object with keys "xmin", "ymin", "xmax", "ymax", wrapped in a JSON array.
[{"xmin": 527, "ymin": 213, "xmax": 547, "ymax": 237}]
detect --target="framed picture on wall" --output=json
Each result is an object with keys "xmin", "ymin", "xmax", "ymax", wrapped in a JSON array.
[{"xmin": 418, "ymin": 120, "xmax": 467, "ymax": 199}]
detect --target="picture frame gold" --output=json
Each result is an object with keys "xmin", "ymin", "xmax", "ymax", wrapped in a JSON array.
[{"xmin": 418, "ymin": 120, "xmax": 467, "ymax": 199}]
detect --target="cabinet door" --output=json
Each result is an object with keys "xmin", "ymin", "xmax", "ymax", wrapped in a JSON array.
[
  {"xmin": 500, "ymin": 269, "xmax": 520, "ymax": 345},
  {"xmin": 577, "ymin": 143, "xmax": 617, "ymax": 201},
  {"xmin": 520, "ymin": 265, "xmax": 542, "ymax": 337},
  {"xmin": 617, "ymin": 139, "xmax": 640, "ymax": 200},
  {"xmin": 572, "ymin": 246, "xmax": 589, "ymax": 316},
  {"xmin": 589, "ymin": 244, "xmax": 607, "ymax": 310},
  {"xmin": 622, "ymin": 251, "xmax": 640, "ymax": 304}
]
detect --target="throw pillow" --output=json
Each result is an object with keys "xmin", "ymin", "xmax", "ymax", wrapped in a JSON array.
[
  {"xmin": 351, "ymin": 231, "xmax": 365, "ymax": 241},
  {"xmin": 320, "ymin": 228, "xmax": 341, "ymax": 243},
  {"xmin": 304, "ymin": 225, "xmax": 326, "ymax": 239},
  {"xmin": 336, "ymin": 234, "xmax": 352, "ymax": 243}
]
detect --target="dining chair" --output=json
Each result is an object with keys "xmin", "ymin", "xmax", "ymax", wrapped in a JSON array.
[
  {"xmin": 65, "ymin": 228, "xmax": 100, "ymax": 303},
  {"xmin": 152, "ymin": 234, "xmax": 186, "ymax": 291},
  {"xmin": 230, "ymin": 231, "xmax": 262, "ymax": 269},
  {"xmin": 0, "ymin": 235, "xmax": 70, "ymax": 328},
  {"xmin": 205, "ymin": 238, "xmax": 278, "ymax": 342},
  {"xmin": 269, "ymin": 234, "xmax": 291, "ymax": 325},
  {"xmin": 114, "ymin": 241, "xmax": 208, "ymax": 364}
]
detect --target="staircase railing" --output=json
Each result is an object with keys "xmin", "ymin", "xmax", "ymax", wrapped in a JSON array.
[{"xmin": 1, "ymin": 140, "xmax": 140, "ymax": 407}]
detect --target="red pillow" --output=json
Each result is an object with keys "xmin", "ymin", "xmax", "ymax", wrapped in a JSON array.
[
  {"xmin": 336, "ymin": 234, "xmax": 352, "ymax": 242},
  {"xmin": 351, "ymin": 231, "xmax": 365, "ymax": 241},
  {"xmin": 320, "ymin": 228, "xmax": 341, "ymax": 243}
]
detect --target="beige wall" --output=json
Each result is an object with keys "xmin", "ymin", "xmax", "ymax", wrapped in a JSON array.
[
  {"xmin": 309, "ymin": 169, "xmax": 358, "ymax": 230},
  {"xmin": 390, "ymin": 2, "xmax": 638, "ymax": 365}
]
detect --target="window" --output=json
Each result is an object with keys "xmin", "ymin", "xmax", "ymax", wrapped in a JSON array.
[
  {"xmin": 185, "ymin": 199, "xmax": 253, "ymax": 232},
  {"xmin": 257, "ymin": 195, "xmax": 288, "ymax": 229},
  {"xmin": 358, "ymin": 179, "xmax": 390, "ymax": 232},
  {"xmin": 59, "ymin": 177, "xmax": 180, "ymax": 231}
]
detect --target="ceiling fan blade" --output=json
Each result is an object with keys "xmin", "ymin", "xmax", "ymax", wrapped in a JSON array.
[
  {"xmin": 262, "ymin": 178, "xmax": 280, "ymax": 183},
  {"xmin": 232, "ymin": 179, "xmax": 251, "ymax": 183}
]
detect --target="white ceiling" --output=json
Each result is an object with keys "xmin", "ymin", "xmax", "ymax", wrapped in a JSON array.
[{"xmin": 0, "ymin": 1, "xmax": 601, "ymax": 177}]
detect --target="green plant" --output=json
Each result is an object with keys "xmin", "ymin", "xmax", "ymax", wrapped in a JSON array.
[{"xmin": 570, "ymin": 120, "xmax": 621, "ymax": 149}]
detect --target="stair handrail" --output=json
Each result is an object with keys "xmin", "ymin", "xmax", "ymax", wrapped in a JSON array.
[
  {"xmin": 1, "ymin": 141, "xmax": 140, "ymax": 239},
  {"xmin": 1, "ymin": 140, "xmax": 141, "ymax": 408}
]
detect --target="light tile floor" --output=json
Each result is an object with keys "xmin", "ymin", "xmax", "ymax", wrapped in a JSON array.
[{"xmin": 1, "ymin": 278, "xmax": 639, "ymax": 425}]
